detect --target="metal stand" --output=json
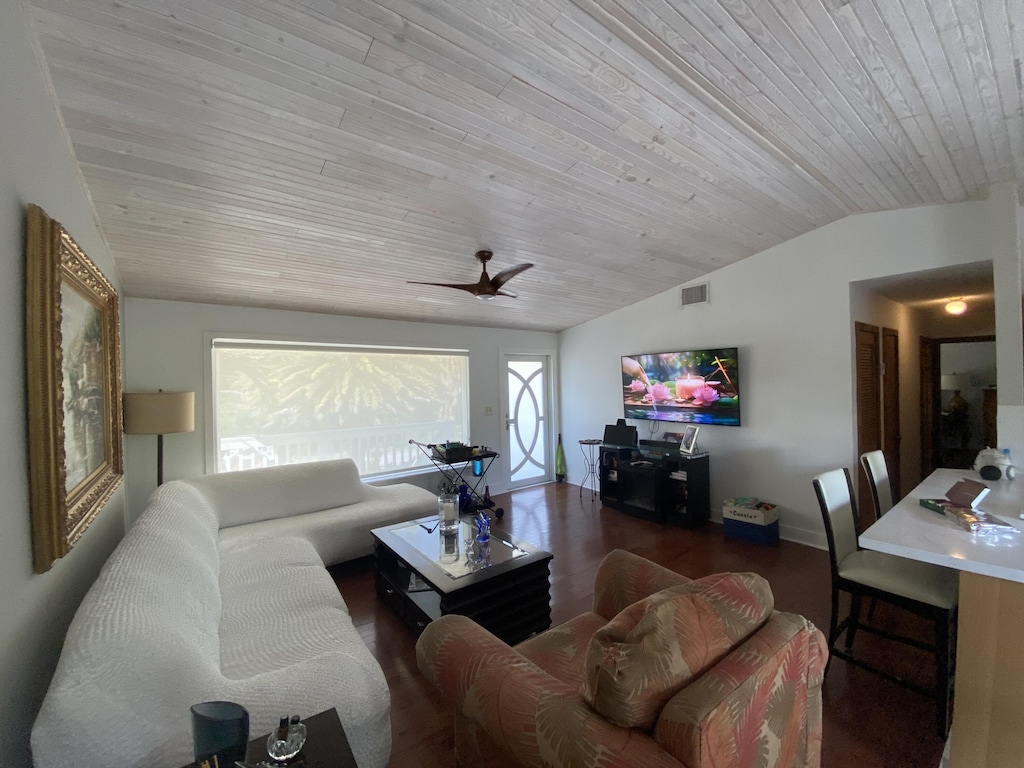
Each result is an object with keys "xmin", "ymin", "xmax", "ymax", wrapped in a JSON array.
[
  {"xmin": 579, "ymin": 439, "xmax": 601, "ymax": 500},
  {"xmin": 409, "ymin": 439, "xmax": 504, "ymax": 518}
]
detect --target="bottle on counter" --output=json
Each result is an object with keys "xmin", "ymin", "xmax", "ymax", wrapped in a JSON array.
[{"xmin": 1002, "ymin": 448, "xmax": 1018, "ymax": 479}]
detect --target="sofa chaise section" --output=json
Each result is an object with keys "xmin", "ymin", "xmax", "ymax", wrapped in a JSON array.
[{"xmin": 189, "ymin": 458, "xmax": 437, "ymax": 565}]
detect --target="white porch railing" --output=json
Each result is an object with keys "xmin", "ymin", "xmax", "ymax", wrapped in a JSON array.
[{"xmin": 219, "ymin": 421, "xmax": 467, "ymax": 478}]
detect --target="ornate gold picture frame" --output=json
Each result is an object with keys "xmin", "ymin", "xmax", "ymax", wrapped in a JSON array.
[{"xmin": 25, "ymin": 205, "xmax": 123, "ymax": 573}]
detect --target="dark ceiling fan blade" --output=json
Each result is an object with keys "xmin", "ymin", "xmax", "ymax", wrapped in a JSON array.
[
  {"xmin": 490, "ymin": 263, "xmax": 533, "ymax": 291},
  {"xmin": 407, "ymin": 280, "xmax": 484, "ymax": 295},
  {"xmin": 408, "ymin": 250, "xmax": 531, "ymax": 299}
]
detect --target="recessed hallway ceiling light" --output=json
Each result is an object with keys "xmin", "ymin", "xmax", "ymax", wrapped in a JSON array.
[{"xmin": 944, "ymin": 298, "xmax": 968, "ymax": 315}]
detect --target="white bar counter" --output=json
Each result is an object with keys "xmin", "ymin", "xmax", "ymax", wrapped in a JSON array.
[
  {"xmin": 860, "ymin": 468, "xmax": 1024, "ymax": 768},
  {"xmin": 860, "ymin": 468, "xmax": 1024, "ymax": 582}
]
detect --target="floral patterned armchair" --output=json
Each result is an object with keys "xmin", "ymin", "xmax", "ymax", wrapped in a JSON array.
[{"xmin": 416, "ymin": 549, "xmax": 826, "ymax": 768}]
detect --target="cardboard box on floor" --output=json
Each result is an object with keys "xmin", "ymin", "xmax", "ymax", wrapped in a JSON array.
[
  {"xmin": 722, "ymin": 497, "xmax": 779, "ymax": 525},
  {"xmin": 722, "ymin": 498, "xmax": 779, "ymax": 546}
]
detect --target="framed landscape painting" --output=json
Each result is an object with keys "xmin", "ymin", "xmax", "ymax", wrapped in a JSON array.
[{"xmin": 25, "ymin": 205, "xmax": 123, "ymax": 573}]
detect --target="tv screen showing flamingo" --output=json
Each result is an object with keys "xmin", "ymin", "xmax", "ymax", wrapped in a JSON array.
[{"xmin": 621, "ymin": 348, "xmax": 740, "ymax": 426}]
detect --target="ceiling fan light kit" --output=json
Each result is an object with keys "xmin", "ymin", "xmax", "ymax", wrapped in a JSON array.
[{"xmin": 408, "ymin": 250, "xmax": 533, "ymax": 300}]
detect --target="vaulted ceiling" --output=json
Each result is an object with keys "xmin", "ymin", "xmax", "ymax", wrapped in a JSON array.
[{"xmin": 27, "ymin": 0, "xmax": 1022, "ymax": 331}]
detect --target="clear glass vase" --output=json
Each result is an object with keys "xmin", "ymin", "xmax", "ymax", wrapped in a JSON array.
[
  {"xmin": 438, "ymin": 492, "xmax": 459, "ymax": 532},
  {"xmin": 266, "ymin": 718, "xmax": 306, "ymax": 763}
]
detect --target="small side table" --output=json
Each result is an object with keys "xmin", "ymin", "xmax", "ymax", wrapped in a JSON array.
[
  {"xmin": 579, "ymin": 439, "xmax": 602, "ymax": 500},
  {"xmin": 179, "ymin": 709, "xmax": 356, "ymax": 768},
  {"xmin": 248, "ymin": 708, "xmax": 356, "ymax": 768}
]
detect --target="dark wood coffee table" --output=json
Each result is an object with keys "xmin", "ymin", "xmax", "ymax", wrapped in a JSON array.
[{"xmin": 372, "ymin": 516, "xmax": 552, "ymax": 644}]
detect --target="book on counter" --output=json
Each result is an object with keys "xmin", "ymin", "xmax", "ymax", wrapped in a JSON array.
[
  {"xmin": 920, "ymin": 497, "xmax": 1019, "ymax": 533},
  {"xmin": 944, "ymin": 478, "xmax": 991, "ymax": 509}
]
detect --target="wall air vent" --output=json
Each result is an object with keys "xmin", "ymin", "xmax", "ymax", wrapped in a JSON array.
[{"xmin": 680, "ymin": 283, "xmax": 709, "ymax": 307}]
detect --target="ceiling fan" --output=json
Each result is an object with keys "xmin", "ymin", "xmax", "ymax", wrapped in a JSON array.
[{"xmin": 408, "ymin": 250, "xmax": 533, "ymax": 300}]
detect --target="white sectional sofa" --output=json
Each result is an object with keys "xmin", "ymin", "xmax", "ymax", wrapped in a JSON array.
[{"xmin": 31, "ymin": 459, "xmax": 436, "ymax": 768}]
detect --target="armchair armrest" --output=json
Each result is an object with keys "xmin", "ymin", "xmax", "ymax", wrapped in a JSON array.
[
  {"xmin": 416, "ymin": 614, "xmax": 686, "ymax": 768},
  {"xmin": 653, "ymin": 612, "xmax": 828, "ymax": 768},
  {"xmin": 592, "ymin": 549, "xmax": 691, "ymax": 619}
]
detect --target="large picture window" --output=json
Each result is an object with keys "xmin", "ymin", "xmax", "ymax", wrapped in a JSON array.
[{"xmin": 212, "ymin": 339, "xmax": 470, "ymax": 478}]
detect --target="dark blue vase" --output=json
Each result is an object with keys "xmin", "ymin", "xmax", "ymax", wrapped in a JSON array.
[{"xmin": 190, "ymin": 701, "xmax": 249, "ymax": 765}]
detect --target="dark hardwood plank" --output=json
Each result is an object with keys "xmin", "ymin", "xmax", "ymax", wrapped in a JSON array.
[{"xmin": 333, "ymin": 482, "xmax": 946, "ymax": 767}]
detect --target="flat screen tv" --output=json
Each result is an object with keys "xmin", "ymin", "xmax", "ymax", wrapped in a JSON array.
[{"xmin": 621, "ymin": 347, "xmax": 740, "ymax": 426}]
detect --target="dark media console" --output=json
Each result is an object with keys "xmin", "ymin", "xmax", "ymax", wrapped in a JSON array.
[{"xmin": 599, "ymin": 440, "xmax": 710, "ymax": 528}]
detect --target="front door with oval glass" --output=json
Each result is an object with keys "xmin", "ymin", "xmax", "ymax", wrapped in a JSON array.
[{"xmin": 503, "ymin": 354, "xmax": 552, "ymax": 489}]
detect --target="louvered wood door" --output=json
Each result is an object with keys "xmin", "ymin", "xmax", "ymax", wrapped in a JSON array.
[
  {"xmin": 882, "ymin": 328, "xmax": 901, "ymax": 501},
  {"xmin": 919, "ymin": 338, "xmax": 940, "ymax": 480},
  {"xmin": 855, "ymin": 323, "xmax": 881, "ymax": 531}
]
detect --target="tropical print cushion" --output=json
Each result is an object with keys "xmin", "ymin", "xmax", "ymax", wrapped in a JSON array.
[
  {"xmin": 517, "ymin": 612, "xmax": 607, "ymax": 687},
  {"xmin": 581, "ymin": 572, "xmax": 774, "ymax": 730},
  {"xmin": 591, "ymin": 549, "xmax": 692, "ymax": 620}
]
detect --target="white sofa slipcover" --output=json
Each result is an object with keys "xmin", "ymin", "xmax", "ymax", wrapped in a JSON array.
[
  {"xmin": 194, "ymin": 458, "xmax": 438, "ymax": 565},
  {"xmin": 31, "ymin": 459, "xmax": 437, "ymax": 768}
]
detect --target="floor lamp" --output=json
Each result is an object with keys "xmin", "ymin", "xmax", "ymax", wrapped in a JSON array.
[{"xmin": 123, "ymin": 391, "xmax": 195, "ymax": 485}]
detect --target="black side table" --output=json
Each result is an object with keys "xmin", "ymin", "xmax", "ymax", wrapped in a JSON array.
[
  {"xmin": 579, "ymin": 439, "xmax": 602, "ymax": 500},
  {"xmin": 180, "ymin": 708, "xmax": 357, "ymax": 768},
  {"xmin": 246, "ymin": 708, "xmax": 356, "ymax": 768}
]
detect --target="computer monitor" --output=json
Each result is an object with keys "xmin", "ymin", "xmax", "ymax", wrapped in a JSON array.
[{"xmin": 603, "ymin": 423, "xmax": 638, "ymax": 446}]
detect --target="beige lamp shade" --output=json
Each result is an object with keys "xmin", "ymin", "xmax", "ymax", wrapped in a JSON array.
[{"xmin": 123, "ymin": 391, "xmax": 195, "ymax": 435}]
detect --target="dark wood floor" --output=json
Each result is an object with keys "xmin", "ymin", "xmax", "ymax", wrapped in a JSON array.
[{"xmin": 333, "ymin": 482, "xmax": 946, "ymax": 768}]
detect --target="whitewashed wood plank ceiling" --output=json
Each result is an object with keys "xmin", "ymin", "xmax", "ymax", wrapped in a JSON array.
[{"xmin": 26, "ymin": 0, "xmax": 1023, "ymax": 331}]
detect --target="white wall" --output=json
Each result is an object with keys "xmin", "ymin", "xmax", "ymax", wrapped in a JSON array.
[
  {"xmin": 560, "ymin": 197, "xmax": 1021, "ymax": 548},
  {"xmin": 123, "ymin": 298, "xmax": 557, "ymax": 522},
  {"xmin": 993, "ymin": 187, "xmax": 1024, "ymax": 444},
  {"xmin": 1, "ymin": 2, "xmax": 127, "ymax": 762}
]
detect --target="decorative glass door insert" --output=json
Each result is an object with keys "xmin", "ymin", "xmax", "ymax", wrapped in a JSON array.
[{"xmin": 505, "ymin": 355, "xmax": 551, "ymax": 488}]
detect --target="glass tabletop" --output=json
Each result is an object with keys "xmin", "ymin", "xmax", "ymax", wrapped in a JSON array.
[{"xmin": 391, "ymin": 516, "xmax": 531, "ymax": 579}]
